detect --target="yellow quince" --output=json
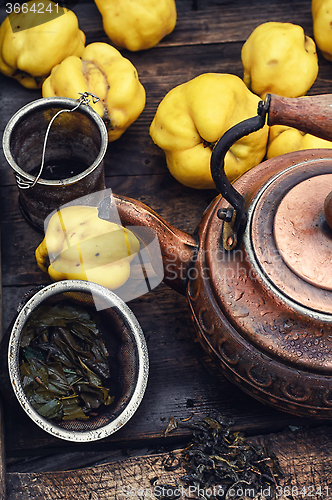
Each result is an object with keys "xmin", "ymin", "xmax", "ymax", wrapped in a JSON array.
[
  {"xmin": 94, "ymin": 0, "xmax": 177, "ymax": 51},
  {"xmin": 0, "ymin": 0, "xmax": 85, "ymax": 88},
  {"xmin": 267, "ymin": 124, "xmax": 332, "ymax": 159},
  {"xmin": 42, "ymin": 42, "xmax": 146, "ymax": 142},
  {"xmin": 149, "ymin": 73, "xmax": 269, "ymax": 189},
  {"xmin": 35, "ymin": 205, "xmax": 140, "ymax": 290},
  {"xmin": 312, "ymin": 0, "xmax": 332, "ymax": 60},
  {"xmin": 241, "ymin": 22, "xmax": 318, "ymax": 99}
]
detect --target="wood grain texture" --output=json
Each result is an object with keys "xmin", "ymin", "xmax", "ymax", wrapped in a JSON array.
[
  {"xmin": 0, "ymin": 196, "xmax": 7, "ymax": 499},
  {"xmin": 6, "ymin": 426, "xmax": 332, "ymax": 500},
  {"xmin": 73, "ymin": 0, "xmax": 314, "ymax": 47},
  {"xmin": 1, "ymin": 0, "xmax": 332, "ymax": 485}
]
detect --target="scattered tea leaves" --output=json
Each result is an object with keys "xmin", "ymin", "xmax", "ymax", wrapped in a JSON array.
[
  {"xmin": 177, "ymin": 415, "xmax": 282, "ymax": 500},
  {"xmin": 19, "ymin": 303, "xmax": 114, "ymax": 421}
]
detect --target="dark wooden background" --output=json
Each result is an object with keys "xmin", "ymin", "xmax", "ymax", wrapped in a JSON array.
[{"xmin": 1, "ymin": 0, "xmax": 332, "ymax": 497}]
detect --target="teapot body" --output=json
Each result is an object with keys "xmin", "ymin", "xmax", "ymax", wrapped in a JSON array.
[
  {"xmin": 114, "ymin": 147, "xmax": 332, "ymax": 419},
  {"xmin": 188, "ymin": 149, "xmax": 332, "ymax": 418}
]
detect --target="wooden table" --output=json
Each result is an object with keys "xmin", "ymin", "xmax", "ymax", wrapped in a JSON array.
[{"xmin": 1, "ymin": 0, "xmax": 332, "ymax": 498}]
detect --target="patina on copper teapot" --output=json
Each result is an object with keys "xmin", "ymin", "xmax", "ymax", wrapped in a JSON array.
[{"xmin": 109, "ymin": 94, "xmax": 332, "ymax": 419}]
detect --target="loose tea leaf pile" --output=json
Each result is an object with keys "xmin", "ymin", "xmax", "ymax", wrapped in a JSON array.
[
  {"xmin": 19, "ymin": 303, "xmax": 114, "ymax": 421},
  {"xmin": 179, "ymin": 415, "xmax": 283, "ymax": 500}
]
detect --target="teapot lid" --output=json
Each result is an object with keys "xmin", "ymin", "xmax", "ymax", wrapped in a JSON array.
[
  {"xmin": 246, "ymin": 164, "xmax": 332, "ymax": 316},
  {"xmin": 208, "ymin": 96, "xmax": 332, "ymax": 321}
]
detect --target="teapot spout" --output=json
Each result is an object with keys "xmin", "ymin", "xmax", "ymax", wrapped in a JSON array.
[{"xmin": 113, "ymin": 194, "xmax": 198, "ymax": 295}]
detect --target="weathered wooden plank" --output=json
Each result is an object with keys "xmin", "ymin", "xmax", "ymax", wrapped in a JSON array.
[
  {"xmin": 1, "ymin": 0, "xmax": 332, "ymax": 479},
  {"xmin": 74, "ymin": 0, "xmax": 314, "ymax": 48},
  {"xmin": 0, "ymin": 190, "xmax": 7, "ymax": 499},
  {"xmin": 2, "ymin": 280, "xmax": 316, "ymax": 458},
  {"xmin": 6, "ymin": 448, "xmax": 141, "ymax": 474},
  {"xmin": 6, "ymin": 425, "xmax": 332, "ymax": 500}
]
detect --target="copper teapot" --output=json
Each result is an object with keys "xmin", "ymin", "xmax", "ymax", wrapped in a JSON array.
[{"xmin": 110, "ymin": 94, "xmax": 332, "ymax": 419}]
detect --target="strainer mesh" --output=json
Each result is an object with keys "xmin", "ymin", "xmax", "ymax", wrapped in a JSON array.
[{"xmin": 20, "ymin": 290, "xmax": 139, "ymax": 433}]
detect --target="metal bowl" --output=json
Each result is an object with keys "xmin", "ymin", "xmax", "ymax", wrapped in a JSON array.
[{"xmin": 7, "ymin": 280, "xmax": 149, "ymax": 442}]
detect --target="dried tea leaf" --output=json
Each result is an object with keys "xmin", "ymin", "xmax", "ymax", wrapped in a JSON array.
[
  {"xmin": 78, "ymin": 358, "xmax": 102, "ymax": 387},
  {"xmin": 37, "ymin": 399, "xmax": 63, "ymax": 419},
  {"xmin": 47, "ymin": 362, "xmax": 71, "ymax": 395},
  {"xmin": 19, "ymin": 303, "xmax": 114, "ymax": 421},
  {"xmin": 72, "ymin": 320, "xmax": 99, "ymax": 338},
  {"xmin": 164, "ymin": 416, "xmax": 178, "ymax": 437},
  {"xmin": 61, "ymin": 396, "xmax": 89, "ymax": 420}
]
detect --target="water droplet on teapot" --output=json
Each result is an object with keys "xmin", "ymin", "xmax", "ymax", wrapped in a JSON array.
[
  {"xmin": 234, "ymin": 290, "xmax": 244, "ymax": 301},
  {"xmin": 283, "ymin": 321, "xmax": 293, "ymax": 332},
  {"xmin": 233, "ymin": 306, "xmax": 249, "ymax": 318}
]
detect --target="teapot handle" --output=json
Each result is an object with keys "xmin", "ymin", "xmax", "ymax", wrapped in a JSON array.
[
  {"xmin": 210, "ymin": 95, "xmax": 270, "ymax": 250},
  {"xmin": 212, "ymin": 93, "xmax": 332, "ymax": 250},
  {"xmin": 267, "ymin": 93, "xmax": 332, "ymax": 139}
]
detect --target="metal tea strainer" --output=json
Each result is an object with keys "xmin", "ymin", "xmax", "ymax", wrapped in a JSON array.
[
  {"xmin": 6, "ymin": 280, "xmax": 149, "ymax": 442},
  {"xmin": 2, "ymin": 94, "xmax": 108, "ymax": 232}
]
